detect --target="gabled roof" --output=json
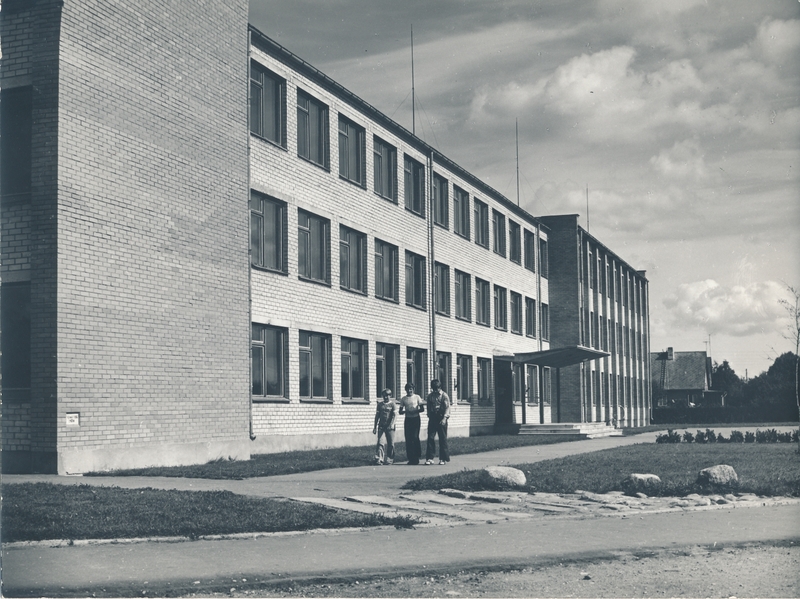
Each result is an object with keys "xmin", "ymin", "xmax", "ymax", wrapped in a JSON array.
[{"xmin": 650, "ymin": 351, "xmax": 710, "ymax": 391}]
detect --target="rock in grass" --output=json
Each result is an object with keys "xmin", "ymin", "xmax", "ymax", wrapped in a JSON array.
[
  {"xmin": 483, "ymin": 466, "xmax": 526, "ymax": 488},
  {"xmin": 697, "ymin": 465, "xmax": 738, "ymax": 487},
  {"xmin": 621, "ymin": 473, "xmax": 662, "ymax": 496}
]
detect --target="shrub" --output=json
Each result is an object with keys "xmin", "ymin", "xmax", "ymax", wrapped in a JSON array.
[
  {"xmin": 683, "ymin": 431, "xmax": 695, "ymax": 443},
  {"xmin": 705, "ymin": 429, "xmax": 717, "ymax": 443},
  {"xmin": 656, "ymin": 429, "xmax": 682, "ymax": 443},
  {"xmin": 716, "ymin": 433, "xmax": 729, "ymax": 443},
  {"xmin": 729, "ymin": 430, "xmax": 745, "ymax": 443},
  {"xmin": 695, "ymin": 430, "xmax": 707, "ymax": 444},
  {"xmin": 777, "ymin": 431, "xmax": 793, "ymax": 443},
  {"xmin": 757, "ymin": 429, "xmax": 779, "ymax": 443}
]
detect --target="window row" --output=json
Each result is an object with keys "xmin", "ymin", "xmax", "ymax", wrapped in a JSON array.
[
  {"xmin": 251, "ymin": 191, "xmax": 549, "ymax": 337},
  {"xmin": 250, "ymin": 61, "xmax": 548, "ymax": 277},
  {"xmin": 252, "ymin": 323, "xmax": 494, "ymax": 403}
]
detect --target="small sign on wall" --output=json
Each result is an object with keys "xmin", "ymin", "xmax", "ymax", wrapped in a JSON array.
[{"xmin": 66, "ymin": 413, "xmax": 80, "ymax": 427}]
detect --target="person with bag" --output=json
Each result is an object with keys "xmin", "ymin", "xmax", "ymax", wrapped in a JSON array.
[
  {"xmin": 373, "ymin": 388, "xmax": 397, "ymax": 465},
  {"xmin": 424, "ymin": 378, "xmax": 451, "ymax": 465},
  {"xmin": 398, "ymin": 382, "xmax": 424, "ymax": 464}
]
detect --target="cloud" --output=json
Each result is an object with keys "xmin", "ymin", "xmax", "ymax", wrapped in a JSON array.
[
  {"xmin": 650, "ymin": 138, "xmax": 708, "ymax": 180},
  {"xmin": 663, "ymin": 280, "xmax": 790, "ymax": 336}
]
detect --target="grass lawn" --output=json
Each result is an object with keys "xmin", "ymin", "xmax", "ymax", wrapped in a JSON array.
[
  {"xmin": 403, "ymin": 443, "xmax": 800, "ymax": 497},
  {"xmin": 1, "ymin": 483, "xmax": 419, "ymax": 543},
  {"xmin": 88, "ymin": 434, "xmax": 576, "ymax": 480}
]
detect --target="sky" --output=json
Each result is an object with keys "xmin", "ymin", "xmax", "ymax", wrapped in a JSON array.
[{"xmin": 249, "ymin": 0, "xmax": 800, "ymax": 378}]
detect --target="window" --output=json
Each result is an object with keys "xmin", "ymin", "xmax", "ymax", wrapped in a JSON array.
[
  {"xmin": 250, "ymin": 62, "xmax": 285, "ymax": 146},
  {"xmin": 456, "ymin": 355, "xmax": 472, "ymax": 402},
  {"xmin": 477, "ymin": 358, "xmax": 492, "ymax": 402},
  {"xmin": 251, "ymin": 324, "xmax": 287, "ymax": 398},
  {"xmin": 1, "ymin": 282, "xmax": 31, "ymax": 393},
  {"xmin": 525, "ymin": 297, "xmax": 537, "ymax": 338},
  {"xmin": 453, "ymin": 186, "xmax": 470, "ymax": 239},
  {"xmin": 374, "ymin": 239, "xmax": 398, "ymax": 301},
  {"xmin": 407, "ymin": 347, "xmax": 428, "ymax": 397},
  {"xmin": 298, "ymin": 210, "xmax": 330, "ymax": 284},
  {"xmin": 475, "ymin": 278, "xmax": 490, "ymax": 325},
  {"xmin": 434, "ymin": 262, "xmax": 450, "ymax": 316},
  {"xmin": 526, "ymin": 364, "xmax": 539, "ymax": 403},
  {"xmin": 493, "ymin": 285, "xmax": 507, "ymax": 330},
  {"xmin": 588, "ymin": 251, "xmax": 594, "ymax": 289},
  {"xmin": 432, "ymin": 174, "xmax": 448, "ymax": 228},
  {"xmin": 339, "ymin": 225, "xmax": 366, "ymax": 293},
  {"xmin": 405, "ymin": 251, "xmax": 426, "ymax": 310},
  {"xmin": 541, "ymin": 303, "xmax": 550, "ymax": 341},
  {"xmin": 373, "ymin": 136, "xmax": 397, "ymax": 201},
  {"xmin": 454, "ymin": 270, "xmax": 471, "ymax": 321},
  {"xmin": 250, "ymin": 192, "xmax": 286, "ymax": 272},
  {"xmin": 474, "ymin": 199, "xmax": 489, "ymax": 248},
  {"xmin": 510, "ymin": 292, "xmax": 522, "ymax": 334},
  {"xmin": 543, "ymin": 367, "xmax": 552, "ymax": 405},
  {"xmin": 297, "ymin": 90, "xmax": 329, "ymax": 168},
  {"xmin": 376, "ymin": 343, "xmax": 400, "ymax": 399},
  {"xmin": 509, "ymin": 221, "xmax": 521, "ymax": 264},
  {"xmin": 404, "ymin": 155, "xmax": 425, "ymax": 217},
  {"xmin": 539, "ymin": 238, "xmax": 549, "ymax": 278},
  {"xmin": 1, "ymin": 87, "xmax": 32, "ymax": 206},
  {"xmin": 338, "ymin": 116, "xmax": 365, "ymax": 186},
  {"xmin": 299, "ymin": 331, "xmax": 331, "ymax": 400},
  {"xmin": 492, "ymin": 210, "xmax": 506, "ymax": 257},
  {"xmin": 436, "ymin": 351, "xmax": 452, "ymax": 398},
  {"xmin": 512, "ymin": 363, "xmax": 524, "ymax": 403},
  {"xmin": 523, "ymin": 230, "xmax": 536, "ymax": 272},
  {"xmin": 341, "ymin": 337, "xmax": 367, "ymax": 401}
]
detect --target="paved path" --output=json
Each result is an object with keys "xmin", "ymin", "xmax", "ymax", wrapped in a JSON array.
[{"xmin": 4, "ymin": 427, "xmax": 800, "ymax": 596}]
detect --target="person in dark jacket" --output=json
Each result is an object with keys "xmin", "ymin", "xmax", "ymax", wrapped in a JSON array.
[{"xmin": 424, "ymin": 379, "xmax": 451, "ymax": 464}]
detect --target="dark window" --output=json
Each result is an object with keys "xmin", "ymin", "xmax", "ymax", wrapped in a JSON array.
[
  {"xmin": 477, "ymin": 358, "xmax": 492, "ymax": 401},
  {"xmin": 251, "ymin": 324, "xmax": 287, "ymax": 398},
  {"xmin": 492, "ymin": 210, "xmax": 506, "ymax": 257},
  {"xmin": 250, "ymin": 192, "xmax": 286, "ymax": 272},
  {"xmin": 375, "ymin": 239, "xmax": 398, "ymax": 301},
  {"xmin": 1, "ymin": 282, "xmax": 31, "ymax": 391},
  {"xmin": 493, "ymin": 285, "xmax": 507, "ymax": 330},
  {"xmin": 525, "ymin": 297, "xmax": 537, "ymax": 338},
  {"xmin": 1, "ymin": 87, "xmax": 32, "ymax": 204},
  {"xmin": 543, "ymin": 367, "xmax": 552, "ymax": 404},
  {"xmin": 338, "ymin": 116, "xmax": 365, "ymax": 186},
  {"xmin": 250, "ymin": 62, "xmax": 286, "ymax": 146},
  {"xmin": 373, "ymin": 137, "xmax": 397, "ymax": 201},
  {"xmin": 297, "ymin": 90, "xmax": 329, "ymax": 168},
  {"xmin": 453, "ymin": 186, "xmax": 470, "ymax": 239},
  {"xmin": 523, "ymin": 230, "xmax": 536, "ymax": 272},
  {"xmin": 405, "ymin": 251, "xmax": 427, "ymax": 309},
  {"xmin": 298, "ymin": 209, "xmax": 330, "ymax": 284},
  {"xmin": 434, "ymin": 262, "xmax": 450, "ymax": 316},
  {"xmin": 376, "ymin": 342, "xmax": 400, "ymax": 399},
  {"xmin": 299, "ymin": 331, "xmax": 331, "ymax": 400},
  {"xmin": 526, "ymin": 364, "xmax": 539, "ymax": 403},
  {"xmin": 433, "ymin": 174, "xmax": 448, "ymax": 228},
  {"xmin": 509, "ymin": 221, "xmax": 521, "ymax": 264},
  {"xmin": 454, "ymin": 270, "xmax": 471, "ymax": 321},
  {"xmin": 407, "ymin": 347, "xmax": 428, "ymax": 396},
  {"xmin": 541, "ymin": 303, "xmax": 550, "ymax": 341},
  {"xmin": 475, "ymin": 278, "xmax": 490, "ymax": 326},
  {"xmin": 341, "ymin": 337, "xmax": 367, "ymax": 400},
  {"xmin": 404, "ymin": 155, "xmax": 425, "ymax": 217},
  {"xmin": 510, "ymin": 292, "xmax": 522, "ymax": 334},
  {"xmin": 588, "ymin": 251, "xmax": 595, "ymax": 289},
  {"xmin": 456, "ymin": 355, "xmax": 472, "ymax": 402},
  {"xmin": 474, "ymin": 199, "xmax": 489, "ymax": 248},
  {"xmin": 539, "ymin": 238, "xmax": 549, "ymax": 278},
  {"xmin": 436, "ymin": 352, "xmax": 452, "ymax": 398},
  {"xmin": 339, "ymin": 225, "xmax": 367, "ymax": 293}
]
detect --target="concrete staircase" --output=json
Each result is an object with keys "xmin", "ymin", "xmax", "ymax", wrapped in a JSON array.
[{"xmin": 518, "ymin": 422, "xmax": 623, "ymax": 439}]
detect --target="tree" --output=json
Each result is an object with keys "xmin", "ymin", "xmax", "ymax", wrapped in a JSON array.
[
  {"xmin": 778, "ymin": 284, "xmax": 800, "ymax": 447},
  {"xmin": 711, "ymin": 360, "xmax": 744, "ymax": 405}
]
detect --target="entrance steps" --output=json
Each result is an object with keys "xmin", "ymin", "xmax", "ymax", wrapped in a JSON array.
[{"xmin": 518, "ymin": 422, "xmax": 623, "ymax": 439}]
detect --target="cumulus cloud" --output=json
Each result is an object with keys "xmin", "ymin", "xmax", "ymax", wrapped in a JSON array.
[
  {"xmin": 650, "ymin": 138, "xmax": 708, "ymax": 180},
  {"xmin": 663, "ymin": 280, "xmax": 790, "ymax": 336}
]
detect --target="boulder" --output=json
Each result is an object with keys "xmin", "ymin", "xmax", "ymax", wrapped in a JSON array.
[
  {"xmin": 621, "ymin": 473, "xmax": 662, "ymax": 496},
  {"xmin": 483, "ymin": 466, "xmax": 527, "ymax": 488},
  {"xmin": 697, "ymin": 465, "xmax": 738, "ymax": 487}
]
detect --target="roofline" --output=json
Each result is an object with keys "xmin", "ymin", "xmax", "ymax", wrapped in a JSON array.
[{"xmin": 248, "ymin": 24, "xmax": 548, "ymax": 232}]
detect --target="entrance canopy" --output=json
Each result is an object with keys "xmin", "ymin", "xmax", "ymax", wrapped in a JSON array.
[{"xmin": 509, "ymin": 346, "xmax": 609, "ymax": 368}]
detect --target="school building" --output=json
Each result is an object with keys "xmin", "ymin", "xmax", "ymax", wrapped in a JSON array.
[{"xmin": 0, "ymin": 1, "xmax": 650, "ymax": 474}]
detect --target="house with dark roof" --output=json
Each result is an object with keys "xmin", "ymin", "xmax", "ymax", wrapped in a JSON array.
[{"xmin": 650, "ymin": 348, "xmax": 724, "ymax": 407}]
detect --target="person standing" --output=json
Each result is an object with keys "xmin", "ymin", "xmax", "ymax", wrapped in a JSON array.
[
  {"xmin": 425, "ymin": 379, "xmax": 451, "ymax": 465},
  {"xmin": 373, "ymin": 388, "xmax": 397, "ymax": 465},
  {"xmin": 398, "ymin": 383, "xmax": 424, "ymax": 464}
]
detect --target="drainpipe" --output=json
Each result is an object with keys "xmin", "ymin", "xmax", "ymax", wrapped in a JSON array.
[
  {"xmin": 427, "ymin": 151, "xmax": 436, "ymax": 388},
  {"xmin": 536, "ymin": 224, "xmax": 544, "ymax": 424},
  {"xmin": 247, "ymin": 29, "xmax": 256, "ymax": 441}
]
